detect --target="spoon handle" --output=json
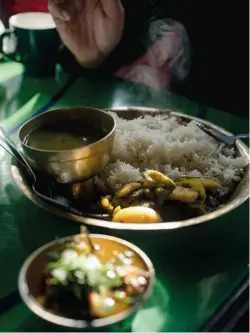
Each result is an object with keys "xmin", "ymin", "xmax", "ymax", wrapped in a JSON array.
[
  {"xmin": 0, "ymin": 127, "xmax": 35, "ymax": 179},
  {"xmin": 32, "ymin": 186, "xmax": 106, "ymax": 218},
  {"xmin": 32, "ymin": 184, "xmax": 81, "ymax": 214},
  {"xmin": 0, "ymin": 127, "xmax": 17, "ymax": 148},
  {"xmin": 80, "ymin": 225, "xmax": 95, "ymax": 252},
  {"xmin": 235, "ymin": 133, "xmax": 249, "ymax": 140},
  {"xmin": 0, "ymin": 141, "xmax": 27, "ymax": 168}
]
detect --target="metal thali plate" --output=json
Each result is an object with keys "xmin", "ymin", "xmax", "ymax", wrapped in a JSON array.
[{"xmin": 11, "ymin": 107, "xmax": 249, "ymax": 233}]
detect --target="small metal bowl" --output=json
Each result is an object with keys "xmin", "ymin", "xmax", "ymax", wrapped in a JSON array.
[
  {"xmin": 18, "ymin": 234, "xmax": 155, "ymax": 330},
  {"xmin": 19, "ymin": 107, "xmax": 116, "ymax": 184}
]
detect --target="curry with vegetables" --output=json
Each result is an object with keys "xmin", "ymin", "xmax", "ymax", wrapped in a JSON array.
[
  {"xmin": 36, "ymin": 235, "xmax": 150, "ymax": 320},
  {"xmin": 100, "ymin": 170, "xmax": 224, "ymax": 223}
]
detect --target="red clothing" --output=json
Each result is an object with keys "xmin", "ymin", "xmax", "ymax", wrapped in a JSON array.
[{"xmin": 4, "ymin": 0, "xmax": 48, "ymax": 20}]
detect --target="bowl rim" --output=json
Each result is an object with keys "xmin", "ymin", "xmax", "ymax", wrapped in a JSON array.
[
  {"xmin": 18, "ymin": 107, "xmax": 116, "ymax": 154},
  {"xmin": 18, "ymin": 233, "xmax": 155, "ymax": 329},
  {"xmin": 12, "ymin": 106, "xmax": 250, "ymax": 231}
]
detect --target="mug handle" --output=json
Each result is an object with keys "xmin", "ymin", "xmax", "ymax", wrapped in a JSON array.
[{"xmin": 0, "ymin": 29, "xmax": 21, "ymax": 62}]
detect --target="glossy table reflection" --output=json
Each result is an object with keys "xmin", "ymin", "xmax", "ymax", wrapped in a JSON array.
[{"xmin": 0, "ymin": 61, "xmax": 248, "ymax": 332}]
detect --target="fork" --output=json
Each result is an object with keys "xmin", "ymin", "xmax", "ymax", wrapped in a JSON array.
[{"xmin": 196, "ymin": 124, "xmax": 249, "ymax": 147}]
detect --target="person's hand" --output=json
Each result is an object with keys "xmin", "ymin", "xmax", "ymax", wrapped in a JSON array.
[{"xmin": 48, "ymin": 0, "xmax": 124, "ymax": 68}]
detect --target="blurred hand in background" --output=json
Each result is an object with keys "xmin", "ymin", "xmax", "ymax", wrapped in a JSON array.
[{"xmin": 48, "ymin": 0, "xmax": 125, "ymax": 68}]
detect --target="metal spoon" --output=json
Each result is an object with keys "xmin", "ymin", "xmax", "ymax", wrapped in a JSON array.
[
  {"xmin": 80, "ymin": 225, "xmax": 95, "ymax": 252},
  {"xmin": 0, "ymin": 127, "xmax": 35, "ymax": 180}
]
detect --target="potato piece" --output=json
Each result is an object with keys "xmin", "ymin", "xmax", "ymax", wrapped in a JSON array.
[
  {"xmin": 180, "ymin": 176, "xmax": 221, "ymax": 191},
  {"xmin": 169, "ymin": 186, "xmax": 198, "ymax": 203},
  {"xmin": 200, "ymin": 178, "xmax": 221, "ymax": 190},
  {"xmin": 179, "ymin": 178, "xmax": 206, "ymax": 201},
  {"xmin": 112, "ymin": 206, "xmax": 161, "ymax": 223}
]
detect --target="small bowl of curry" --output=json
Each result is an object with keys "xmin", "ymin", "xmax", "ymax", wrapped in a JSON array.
[
  {"xmin": 18, "ymin": 107, "xmax": 116, "ymax": 184},
  {"xmin": 18, "ymin": 233, "xmax": 154, "ymax": 330}
]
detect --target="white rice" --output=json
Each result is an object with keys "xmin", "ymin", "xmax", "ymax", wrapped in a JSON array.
[{"xmin": 98, "ymin": 113, "xmax": 248, "ymax": 192}]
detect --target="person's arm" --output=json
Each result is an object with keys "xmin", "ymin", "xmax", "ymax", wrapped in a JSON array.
[
  {"xmin": 54, "ymin": 0, "xmax": 154, "ymax": 75},
  {"xmin": 59, "ymin": 1, "xmax": 190, "ymax": 92}
]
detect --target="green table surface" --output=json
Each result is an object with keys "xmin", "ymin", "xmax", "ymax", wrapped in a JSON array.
[
  {"xmin": 0, "ymin": 62, "xmax": 249, "ymax": 332},
  {"xmin": 0, "ymin": 61, "xmax": 70, "ymax": 132}
]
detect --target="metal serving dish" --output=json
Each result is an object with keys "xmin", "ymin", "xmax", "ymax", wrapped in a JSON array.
[
  {"xmin": 12, "ymin": 107, "xmax": 249, "ymax": 235},
  {"xmin": 19, "ymin": 107, "xmax": 116, "ymax": 184},
  {"xmin": 18, "ymin": 234, "xmax": 154, "ymax": 329}
]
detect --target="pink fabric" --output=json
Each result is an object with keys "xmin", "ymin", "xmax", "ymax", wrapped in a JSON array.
[{"xmin": 116, "ymin": 30, "xmax": 181, "ymax": 90}]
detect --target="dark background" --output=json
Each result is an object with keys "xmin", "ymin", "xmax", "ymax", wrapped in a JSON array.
[
  {"xmin": 118, "ymin": 0, "xmax": 249, "ymax": 118},
  {"xmin": 233, "ymin": 312, "xmax": 249, "ymax": 332},
  {"xmin": 165, "ymin": 1, "xmax": 249, "ymax": 119}
]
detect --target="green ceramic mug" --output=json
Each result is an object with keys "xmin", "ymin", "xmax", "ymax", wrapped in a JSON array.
[{"xmin": 0, "ymin": 12, "xmax": 61, "ymax": 77}]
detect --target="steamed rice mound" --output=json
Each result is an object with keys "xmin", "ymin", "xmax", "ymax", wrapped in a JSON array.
[{"xmin": 99, "ymin": 113, "xmax": 248, "ymax": 192}]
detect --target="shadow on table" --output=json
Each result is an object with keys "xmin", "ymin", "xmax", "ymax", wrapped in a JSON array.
[{"xmin": 0, "ymin": 71, "xmax": 68, "ymax": 122}]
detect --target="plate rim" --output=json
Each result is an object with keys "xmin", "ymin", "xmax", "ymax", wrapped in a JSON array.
[{"xmin": 11, "ymin": 106, "xmax": 250, "ymax": 232}]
